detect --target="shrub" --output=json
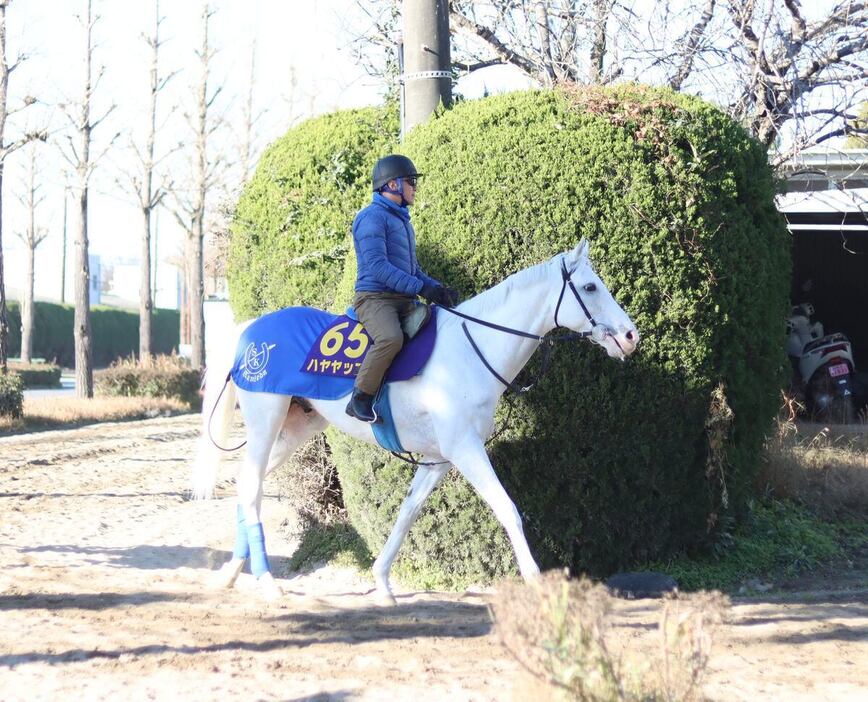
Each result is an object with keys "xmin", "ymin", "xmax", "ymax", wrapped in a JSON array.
[
  {"xmin": 228, "ymin": 105, "xmax": 399, "ymax": 320},
  {"xmin": 0, "ymin": 372, "xmax": 24, "ymax": 419},
  {"xmin": 325, "ymin": 85, "xmax": 790, "ymax": 585},
  {"xmin": 95, "ymin": 355, "xmax": 201, "ymax": 408},
  {"xmin": 491, "ymin": 571, "xmax": 727, "ymax": 702},
  {"xmin": 7, "ymin": 361, "xmax": 62, "ymax": 388}
]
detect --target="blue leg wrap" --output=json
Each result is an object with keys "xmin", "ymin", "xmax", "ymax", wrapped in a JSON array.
[
  {"xmin": 233, "ymin": 505, "xmax": 250, "ymax": 560},
  {"xmin": 246, "ymin": 522, "xmax": 270, "ymax": 578}
]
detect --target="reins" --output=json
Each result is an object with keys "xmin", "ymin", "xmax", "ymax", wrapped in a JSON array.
[
  {"xmin": 208, "ymin": 373, "xmax": 247, "ymax": 452},
  {"xmin": 390, "ymin": 257, "xmax": 601, "ymax": 467}
]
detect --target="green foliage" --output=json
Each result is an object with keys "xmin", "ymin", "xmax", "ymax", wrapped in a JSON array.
[
  {"xmin": 228, "ymin": 105, "xmax": 399, "ymax": 318},
  {"xmin": 844, "ymin": 102, "xmax": 868, "ymax": 148},
  {"xmin": 0, "ymin": 372, "xmax": 24, "ymax": 419},
  {"xmin": 5, "ymin": 301, "xmax": 179, "ymax": 367},
  {"xmin": 648, "ymin": 499, "xmax": 845, "ymax": 591},
  {"xmin": 94, "ymin": 355, "xmax": 201, "ymax": 408},
  {"xmin": 7, "ymin": 361, "xmax": 62, "ymax": 388},
  {"xmin": 233, "ymin": 85, "xmax": 790, "ymax": 587}
]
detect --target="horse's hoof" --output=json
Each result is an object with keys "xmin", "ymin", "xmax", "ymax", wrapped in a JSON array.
[
  {"xmin": 258, "ymin": 572, "xmax": 283, "ymax": 601},
  {"xmin": 212, "ymin": 558, "xmax": 245, "ymax": 589},
  {"xmin": 374, "ymin": 589, "xmax": 397, "ymax": 607}
]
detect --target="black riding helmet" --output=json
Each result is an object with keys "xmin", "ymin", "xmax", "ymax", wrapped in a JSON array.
[{"xmin": 372, "ymin": 154, "xmax": 423, "ymax": 191}]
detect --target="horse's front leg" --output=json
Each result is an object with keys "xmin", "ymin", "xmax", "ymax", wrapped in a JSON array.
[
  {"xmin": 373, "ymin": 462, "xmax": 450, "ymax": 606},
  {"xmin": 220, "ymin": 392, "xmax": 292, "ymax": 600},
  {"xmin": 448, "ymin": 439, "xmax": 540, "ymax": 580}
]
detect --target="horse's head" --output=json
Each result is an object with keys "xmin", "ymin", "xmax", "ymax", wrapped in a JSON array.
[{"xmin": 553, "ymin": 239, "xmax": 639, "ymax": 359}]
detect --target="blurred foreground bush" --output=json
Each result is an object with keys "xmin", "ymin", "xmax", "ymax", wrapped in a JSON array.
[{"xmin": 0, "ymin": 372, "xmax": 24, "ymax": 419}]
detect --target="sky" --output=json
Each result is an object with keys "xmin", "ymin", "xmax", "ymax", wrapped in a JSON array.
[{"xmin": 2, "ymin": 0, "xmax": 388, "ymax": 308}]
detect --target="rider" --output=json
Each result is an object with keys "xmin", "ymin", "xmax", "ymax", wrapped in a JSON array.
[{"xmin": 345, "ymin": 153, "xmax": 459, "ymax": 423}]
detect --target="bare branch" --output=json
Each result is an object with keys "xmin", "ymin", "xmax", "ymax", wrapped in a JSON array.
[{"xmin": 669, "ymin": 0, "xmax": 717, "ymax": 90}]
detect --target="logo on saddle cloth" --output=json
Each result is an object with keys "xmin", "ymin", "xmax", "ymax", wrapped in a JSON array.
[{"xmin": 240, "ymin": 341, "xmax": 276, "ymax": 383}]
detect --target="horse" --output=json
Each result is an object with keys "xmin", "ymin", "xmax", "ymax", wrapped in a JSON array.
[{"xmin": 192, "ymin": 238, "xmax": 639, "ymax": 604}]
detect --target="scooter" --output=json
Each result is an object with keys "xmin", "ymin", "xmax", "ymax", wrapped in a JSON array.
[{"xmin": 786, "ymin": 303, "xmax": 856, "ymax": 423}]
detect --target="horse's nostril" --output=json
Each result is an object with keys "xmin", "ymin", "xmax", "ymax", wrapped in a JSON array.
[{"xmin": 626, "ymin": 330, "xmax": 635, "ymax": 342}]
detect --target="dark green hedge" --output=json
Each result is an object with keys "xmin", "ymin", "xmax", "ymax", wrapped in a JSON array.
[
  {"xmin": 8, "ymin": 361, "xmax": 62, "ymax": 388},
  {"xmin": 328, "ymin": 86, "xmax": 790, "ymax": 585},
  {"xmin": 94, "ymin": 365, "xmax": 201, "ymax": 408},
  {"xmin": 6, "ymin": 301, "xmax": 179, "ymax": 367},
  {"xmin": 227, "ymin": 105, "xmax": 399, "ymax": 320}
]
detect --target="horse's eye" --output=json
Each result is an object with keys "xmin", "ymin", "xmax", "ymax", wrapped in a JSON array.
[{"xmin": 583, "ymin": 283, "xmax": 597, "ymax": 292}]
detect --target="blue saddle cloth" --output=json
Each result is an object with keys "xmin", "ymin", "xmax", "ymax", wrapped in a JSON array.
[{"xmin": 229, "ymin": 307, "xmax": 436, "ymax": 451}]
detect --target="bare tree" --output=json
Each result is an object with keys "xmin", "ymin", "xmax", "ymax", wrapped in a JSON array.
[
  {"xmin": 13, "ymin": 143, "xmax": 48, "ymax": 364},
  {"xmin": 58, "ymin": 0, "xmax": 118, "ymax": 397},
  {"xmin": 115, "ymin": 0, "xmax": 176, "ymax": 366},
  {"xmin": 239, "ymin": 40, "xmax": 267, "ymax": 184},
  {"xmin": 169, "ymin": 3, "xmax": 225, "ymax": 370},
  {"xmin": 350, "ymin": 1, "xmax": 867, "ymax": 161},
  {"xmin": 0, "ymin": 0, "xmax": 42, "ymax": 374},
  {"xmin": 722, "ymin": 0, "xmax": 868, "ymax": 163}
]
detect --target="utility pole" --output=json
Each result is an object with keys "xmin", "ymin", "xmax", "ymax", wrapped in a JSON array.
[{"xmin": 401, "ymin": 0, "xmax": 451, "ymax": 136}]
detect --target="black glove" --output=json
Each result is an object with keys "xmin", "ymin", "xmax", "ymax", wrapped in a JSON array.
[
  {"xmin": 420, "ymin": 283, "xmax": 457, "ymax": 308},
  {"xmin": 438, "ymin": 286, "xmax": 459, "ymax": 308}
]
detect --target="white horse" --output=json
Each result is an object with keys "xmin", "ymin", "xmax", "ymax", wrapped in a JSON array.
[{"xmin": 192, "ymin": 239, "xmax": 638, "ymax": 603}]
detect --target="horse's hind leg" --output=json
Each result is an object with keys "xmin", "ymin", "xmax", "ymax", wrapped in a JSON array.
[
  {"xmin": 448, "ymin": 439, "xmax": 540, "ymax": 580},
  {"xmin": 372, "ymin": 462, "xmax": 450, "ymax": 606}
]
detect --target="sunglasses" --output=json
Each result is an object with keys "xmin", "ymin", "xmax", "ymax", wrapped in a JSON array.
[{"xmin": 404, "ymin": 176, "xmax": 418, "ymax": 187}]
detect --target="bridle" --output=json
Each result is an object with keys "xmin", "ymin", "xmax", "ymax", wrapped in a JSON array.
[
  {"xmin": 438, "ymin": 255, "xmax": 616, "ymax": 395},
  {"xmin": 393, "ymin": 255, "xmax": 617, "ymax": 467}
]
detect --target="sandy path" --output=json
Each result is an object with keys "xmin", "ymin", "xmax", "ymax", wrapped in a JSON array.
[{"xmin": 0, "ymin": 414, "xmax": 865, "ymax": 701}]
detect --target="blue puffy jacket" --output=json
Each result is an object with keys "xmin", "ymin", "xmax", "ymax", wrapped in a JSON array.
[{"xmin": 352, "ymin": 193, "xmax": 440, "ymax": 294}]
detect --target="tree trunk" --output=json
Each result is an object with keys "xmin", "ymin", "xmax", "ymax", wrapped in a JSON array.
[
  {"xmin": 74, "ymin": 184, "xmax": 93, "ymax": 397},
  {"xmin": 189, "ymin": 212, "xmax": 204, "ymax": 368},
  {"xmin": 0, "ymin": 164, "xmax": 7, "ymax": 374},
  {"xmin": 139, "ymin": 206, "xmax": 152, "ymax": 364},
  {"xmin": 20, "ymin": 240, "xmax": 34, "ymax": 364}
]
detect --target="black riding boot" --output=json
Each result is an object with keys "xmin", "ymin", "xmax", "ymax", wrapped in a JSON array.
[{"xmin": 345, "ymin": 388, "xmax": 380, "ymax": 423}]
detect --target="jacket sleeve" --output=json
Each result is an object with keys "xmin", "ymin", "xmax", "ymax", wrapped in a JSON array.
[
  {"xmin": 415, "ymin": 267, "xmax": 441, "ymax": 289},
  {"xmin": 355, "ymin": 211, "xmax": 424, "ymax": 295}
]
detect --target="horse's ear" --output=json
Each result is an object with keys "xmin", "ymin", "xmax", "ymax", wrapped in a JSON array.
[{"xmin": 564, "ymin": 238, "xmax": 590, "ymax": 269}]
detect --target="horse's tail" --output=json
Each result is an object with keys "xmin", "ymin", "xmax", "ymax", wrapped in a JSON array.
[{"xmin": 191, "ymin": 320, "xmax": 251, "ymax": 500}]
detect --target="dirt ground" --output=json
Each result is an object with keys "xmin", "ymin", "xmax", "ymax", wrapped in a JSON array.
[{"xmin": 0, "ymin": 414, "xmax": 865, "ymax": 701}]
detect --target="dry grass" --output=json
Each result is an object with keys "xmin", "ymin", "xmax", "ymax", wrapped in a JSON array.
[
  {"xmin": 761, "ymin": 420, "xmax": 868, "ymax": 518},
  {"xmin": 108, "ymin": 353, "xmax": 193, "ymax": 371},
  {"xmin": 490, "ymin": 570, "xmax": 727, "ymax": 702},
  {"xmin": 0, "ymin": 395, "xmax": 191, "ymax": 435}
]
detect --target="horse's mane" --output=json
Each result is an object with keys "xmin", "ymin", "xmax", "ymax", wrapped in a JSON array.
[{"xmin": 459, "ymin": 255, "xmax": 559, "ymax": 318}]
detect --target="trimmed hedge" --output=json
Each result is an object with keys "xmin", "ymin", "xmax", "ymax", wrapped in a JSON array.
[
  {"xmin": 0, "ymin": 372, "xmax": 24, "ymax": 419},
  {"xmin": 6, "ymin": 301, "xmax": 180, "ymax": 367},
  {"xmin": 228, "ymin": 105, "xmax": 399, "ymax": 319},
  {"xmin": 234, "ymin": 85, "xmax": 790, "ymax": 586},
  {"xmin": 95, "ymin": 358, "xmax": 201, "ymax": 408},
  {"xmin": 8, "ymin": 361, "xmax": 62, "ymax": 388}
]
